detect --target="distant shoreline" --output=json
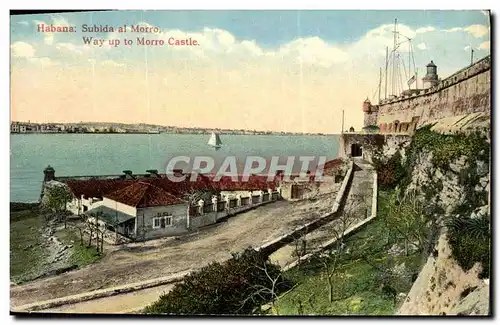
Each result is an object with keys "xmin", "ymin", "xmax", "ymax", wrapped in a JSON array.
[{"xmin": 10, "ymin": 132, "xmax": 337, "ymax": 136}]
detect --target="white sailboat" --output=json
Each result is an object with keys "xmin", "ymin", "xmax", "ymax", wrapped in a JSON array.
[{"xmin": 208, "ymin": 132, "xmax": 222, "ymax": 148}]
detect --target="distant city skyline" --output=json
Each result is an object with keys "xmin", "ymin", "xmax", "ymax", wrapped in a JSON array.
[{"xmin": 10, "ymin": 10, "xmax": 490, "ymax": 133}]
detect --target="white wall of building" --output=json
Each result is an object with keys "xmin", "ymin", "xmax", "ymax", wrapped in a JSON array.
[
  {"xmin": 136, "ymin": 203, "xmax": 189, "ymax": 240},
  {"xmin": 102, "ymin": 197, "xmax": 137, "ymax": 216}
]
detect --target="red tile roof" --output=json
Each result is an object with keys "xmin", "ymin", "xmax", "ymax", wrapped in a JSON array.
[
  {"xmin": 61, "ymin": 173, "xmax": 279, "ymax": 207},
  {"xmin": 63, "ymin": 179, "xmax": 136, "ymax": 199},
  {"xmin": 105, "ymin": 181, "xmax": 185, "ymax": 208},
  {"xmin": 208, "ymin": 175, "xmax": 278, "ymax": 191},
  {"xmin": 323, "ymin": 158, "xmax": 344, "ymax": 171}
]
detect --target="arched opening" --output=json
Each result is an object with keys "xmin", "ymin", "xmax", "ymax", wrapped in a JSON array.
[
  {"xmin": 393, "ymin": 120, "xmax": 400, "ymax": 133},
  {"xmin": 351, "ymin": 143, "xmax": 362, "ymax": 157}
]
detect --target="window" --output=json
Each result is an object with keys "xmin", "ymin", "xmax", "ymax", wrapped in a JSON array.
[{"xmin": 153, "ymin": 213, "xmax": 173, "ymax": 229}]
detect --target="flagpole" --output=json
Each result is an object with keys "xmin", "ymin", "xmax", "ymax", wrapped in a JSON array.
[{"xmin": 341, "ymin": 109, "xmax": 345, "ymax": 134}]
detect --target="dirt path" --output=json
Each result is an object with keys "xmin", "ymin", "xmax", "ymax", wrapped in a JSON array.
[
  {"xmin": 11, "ymin": 194, "xmax": 336, "ymax": 308},
  {"xmin": 43, "ymin": 284, "xmax": 176, "ymax": 314},
  {"xmin": 270, "ymin": 161, "xmax": 375, "ymax": 268}
]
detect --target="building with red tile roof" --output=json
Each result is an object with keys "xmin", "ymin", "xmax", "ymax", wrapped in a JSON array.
[
  {"xmin": 105, "ymin": 181, "xmax": 185, "ymax": 208},
  {"xmin": 41, "ymin": 160, "xmax": 344, "ymax": 242}
]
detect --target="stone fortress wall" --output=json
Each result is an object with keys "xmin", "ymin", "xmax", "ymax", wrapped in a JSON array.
[{"xmin": 363, "ymin": 55, "xmax": 491, "ymax": 133}]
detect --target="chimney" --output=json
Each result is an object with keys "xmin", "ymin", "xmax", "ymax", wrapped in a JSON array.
[
  {"xmin": 122, "ymin": 170, "xmax": 135, "ymax": 179},
  {"xmin": 173, "ymin": 169, "xmax": 184, "ymax": 177},
  {"xmin": 146, "ymin": 169, "xmax": 160, "ymax": 177}
]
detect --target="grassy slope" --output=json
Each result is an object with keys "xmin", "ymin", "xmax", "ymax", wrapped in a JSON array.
[
  {"xmin": 273, "ymin": 191, "xmax": 422, "ymax": 315},
  {"xmin": 10, "ymin": 210, "xmax": 49, "ymax": 283},
  {"xmin": 55, "ymin": 227, "xmax": 101, "ymax": 267},
  {"xmin": 10, "ymin": 208, "xmax": 101, "ymax": 283}
]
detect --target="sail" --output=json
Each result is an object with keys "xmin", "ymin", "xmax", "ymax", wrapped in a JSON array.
[{"xmin": 208, "ymin": 132, "xmax": 222, "ymax": 147}]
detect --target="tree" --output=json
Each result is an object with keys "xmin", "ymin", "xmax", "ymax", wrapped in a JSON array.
[
  {"xmin": 319, "ymin": 193, "xmax": 365, "ymax": 303},
  {"xmin": 384, "ymin": 189, "xmax": 433, "ymax": 256},
  {"xmin": 240, "ymin": 261, "xmax": 288, "ymax": 315},
  {"xmin": 98, "ymin": 219, "xmax": 108, "ymax": 253},
  {"xmin": 44, "ymin": 184, "xmax": 73, "ymax": 228},
  {"xmin": 83, "ymin": 211, "xmax": 108, "ymax": 253},
  {"xmin": 143, "ymin": 248, "xmax": 291, "ymax": 315},
  {"xmin": 292, "ymin": 235, "xmax": 308, "ymax": 268},
  {"xmin": 74, "ymin": 214, "xmax": 87, "ymax": 246},
  {"xmin": 184, "ymin": 187, "xmax": 218, "ymax": 223}
]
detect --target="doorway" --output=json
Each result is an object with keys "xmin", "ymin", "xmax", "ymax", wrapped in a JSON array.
[{"xmin": 351, "ymin": 143, "xmax": 362, "ymax": 157}]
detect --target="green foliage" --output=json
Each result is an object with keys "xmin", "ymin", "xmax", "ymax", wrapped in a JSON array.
[
  {"xmin": 382, "ymin": 189, "xmax": 431, "ymax": 254},
  {"xmin": 44, "ymin": 185, "xmax": 73, "ymax": 214},
  {"xmin": 363, "ymin": 125, "xmax": 380, "ymax": 134},
  {"xmin": 399, "ymin": 125, "xmax": 489, "ymax": 192},
  {"xmin": 408, "ymin": 125, "xmax": 489, "ymax": 169},
  {"xmin": 373, "ymin": 151, "xmax": 405, "ymax": 190},
  {"xmin": 447, "ymin": 215, "xmax": 490, "ymax": 279},
  {"xmin": 144, "ymin": 248, "xmax": 291, "ymax": 315},
  {"xmin": 275, "ymin": 197, "xmax": 423, "ymax": 315},
  {"xmin": 56, "ymin": 227, "xmax": 102, "ymax": 267},
  {"xmin": 10, "ymin": 214, "xmax": 48, "ymax": 283},
  {"xmin": 70, "ymin": 244, "xmax": 101, "ymax": 267}
]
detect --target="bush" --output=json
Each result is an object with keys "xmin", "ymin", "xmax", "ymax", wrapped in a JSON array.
[
  {"xmin": 447, "ymin": 215, "xmax": 490, "ymax": 279},
  {"xmin": 143, "ymin": 248, "xmax": 292, "ymax": 315},
  {"xmin": 373, "ymin": 151, "xmax": 405, "ymax": 190},
  {"xmin": 382, "ymin": 189, "xmax": 431, "ymax": 255},
  {"xmin": 407, "ymin": 125, "xmax": 489, "ymax": 170}
]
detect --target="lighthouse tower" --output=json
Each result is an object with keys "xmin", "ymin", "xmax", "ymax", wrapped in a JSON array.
[{"xmin": 422, "ymin": 60, "xmax": 439, "ymax": 89}]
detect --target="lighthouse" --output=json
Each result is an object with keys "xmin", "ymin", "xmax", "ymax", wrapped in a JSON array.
[{"xmin": 422, "ymin": 60, "xmax": 439, "ymax": 89}]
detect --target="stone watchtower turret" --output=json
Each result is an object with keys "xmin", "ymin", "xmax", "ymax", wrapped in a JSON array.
[
  {"xmin": 40, "ymin": 165, "xmax": 56, "ymax": 202},
  {"xmin": 422, "ymin": 60, "xmax": 439, "ymax": 89},
  {"xmin": 362, "ymin": 98, "xmax": 378, "ymax": 127},
  {"xmin": 43, "ymin": 165, "xmax": 55, "ymax": 182}
]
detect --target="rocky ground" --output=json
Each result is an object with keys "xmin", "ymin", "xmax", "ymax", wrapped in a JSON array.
[
  {"xmin": 11, "ymin": 218, "xmax": 75, "ymax": 284},
  {"xmin": 398, "ymin": 234, "xmax": 489, "ymax": 315}
]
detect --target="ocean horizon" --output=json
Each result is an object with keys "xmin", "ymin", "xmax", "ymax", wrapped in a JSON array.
[{"xmin": 10, "ymin": 133, "xmax": 340, "ymax": 203}]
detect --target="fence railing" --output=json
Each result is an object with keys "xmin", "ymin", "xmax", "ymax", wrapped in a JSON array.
[{"xmin": 190, "ymin": 191, "xmax": 281, "ymax": 217}]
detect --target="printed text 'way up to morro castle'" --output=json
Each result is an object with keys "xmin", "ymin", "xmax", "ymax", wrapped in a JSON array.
[{"xmin": 36, "ymin": 24, "xmax": 200, "ymax": 47}]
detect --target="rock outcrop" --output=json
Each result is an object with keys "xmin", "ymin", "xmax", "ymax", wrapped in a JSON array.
[{"xmin": 398, "ymin": 234, "xmax": 489, "ymax": 315}]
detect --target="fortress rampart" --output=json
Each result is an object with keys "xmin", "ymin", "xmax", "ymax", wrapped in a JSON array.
[{"xmin": 363, "ymin": 55, "xmax": 491, "ymax": 133}]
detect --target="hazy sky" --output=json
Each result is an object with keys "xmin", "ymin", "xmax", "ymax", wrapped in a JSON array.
[{"xmin": 10, "ymin": 10, "xmax": 490, "ymax": 133}]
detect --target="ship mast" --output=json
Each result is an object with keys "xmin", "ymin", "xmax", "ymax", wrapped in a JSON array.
[
  {"xmin": 384, "ymin": 46, "xmax": 388, "ymax": 100},
  {"xmin": 379, "ymin": 18, "xmax": 418, "ymax": 102},
  {"xmin": 388, "ymin": 18, "xmax": 417, "ymax": 96},
  {"xmin": 391, "ymin": 19, "xmax": 398, "ymax": 96},
  {"xmin": 378, "ymin": 68, "xmax": 382, "ymax": 104}
]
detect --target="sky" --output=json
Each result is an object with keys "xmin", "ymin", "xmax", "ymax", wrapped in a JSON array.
[{"xmin": 10, "ymin": 10, "xmax": 490, "ymax": 133}]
